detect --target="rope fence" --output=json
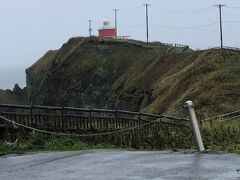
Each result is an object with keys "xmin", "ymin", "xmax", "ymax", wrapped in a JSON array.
[
  {"xmin": 1, "ymin": 103, "xmax": 239, "ymax": 140},
  {"xmin": 202, "ymin": 109, "xmax": 240, "ymax": 122},
  {"xmin": 0, "ymin": 115, "xmax": 161, "ymax": 137}
]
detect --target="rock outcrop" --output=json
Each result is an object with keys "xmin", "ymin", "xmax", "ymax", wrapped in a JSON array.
[
  {"xmin": 0, "ymin": 84, "xmax": 27, "ymax": 104},
  {"xmin": 3, "ymin": 37, "xmax": 240, "ymax": 118}
]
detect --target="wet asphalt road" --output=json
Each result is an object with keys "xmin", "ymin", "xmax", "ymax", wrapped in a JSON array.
[{"xmin": 0, "ymin": 150, "xmax": 239, "ymax": 180}]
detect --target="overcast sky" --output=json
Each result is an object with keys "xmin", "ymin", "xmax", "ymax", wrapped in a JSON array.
[{"xmin": 1, "ymin": 0, "xmax": 240, "ymax": 89}]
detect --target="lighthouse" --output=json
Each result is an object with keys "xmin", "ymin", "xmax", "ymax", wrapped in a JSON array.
[{"xmin": 98, "ymin": 20, "xmax": 116, "ymax": 38}]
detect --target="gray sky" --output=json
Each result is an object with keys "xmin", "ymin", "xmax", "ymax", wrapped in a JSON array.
[{"xmin": 1, "ymin": 0, "xmax": 240, "ymax": 89}]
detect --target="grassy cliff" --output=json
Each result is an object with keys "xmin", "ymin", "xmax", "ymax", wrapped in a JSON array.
[{"xmin": 23, "ymin": 37, "xmax": 240, "ymax": 118}]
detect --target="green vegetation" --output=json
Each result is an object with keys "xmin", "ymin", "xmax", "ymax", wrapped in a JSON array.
[
  {"xmin": 26, "ymin": 36, "xmax": 161, "ymax": 106},
  {"xmin": 202, "ymin": 119, "xmax": 240, "ymax": 153},
  {"xmin": 0, "ymin": 119, "xmax": 239, "ymax": 155},
  {"xmin": 2, "ymin": 37, "xmax": 240, "ymax": 117},
  {"xmin": 1, "ymin": 37, "xmax": 240, "ymax": 154},
  {"xmin": 0, "ymin": 132, "xmax": 116, "ymax": 156},
  {"xmin": 22, "ymin": 37, "xmax": 240, "ymax": 119},
  {"xmin": 0, "ymin": 37, "xmax": 240, "ymax": 119}
]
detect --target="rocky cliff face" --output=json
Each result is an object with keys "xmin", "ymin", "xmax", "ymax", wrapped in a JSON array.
[
  {"xmin": 4, "ymin": 36, "xmax": 240, "ymax": 118},
  {"xmin": 25, "ymin": 37, "xmax": 164, "ymax": 110}
]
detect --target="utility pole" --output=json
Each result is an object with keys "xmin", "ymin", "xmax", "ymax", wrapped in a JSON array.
[
  {"xmin": 113, "ymin": 9, "xmax": 119, "ymax": 37},
  {"xmin": 88, "ymin": 20, "xmax": 92, "ymax": 37},
  {"xmin": 143, "ymin": 4, "xmax": 150, "ymax": 42},
  {"xmin": 215, "ymin": 4, "xmax": 225, "ymax": 49}
]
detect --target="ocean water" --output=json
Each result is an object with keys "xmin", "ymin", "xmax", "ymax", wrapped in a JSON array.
[{"xmin": 0, "ymin": 66, "xmax": 26, "ymax": 90}]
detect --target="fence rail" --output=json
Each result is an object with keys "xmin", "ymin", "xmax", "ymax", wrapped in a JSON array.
[
  {"xmin": 163, "ymin": 43, "xmax": 189, "ymax": 48},
  {"xmin": 213, "ymin": 46, "xmax": 240, "ymax": 52},
  {"xmin": 0, "ymin": 104, "xmax": 189, "ymax": 139},
  {"xmin": 202, "ymin": 109, "xmax": 240, "ymax": 122},
  {"xmin": 196, "ymin": 46, "xmax": 240, "ymax": 52}
]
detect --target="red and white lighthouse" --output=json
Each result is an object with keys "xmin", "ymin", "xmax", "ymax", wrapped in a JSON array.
[{"xmin": 98, "ymin": 20, "xmax": 116, "ymax": 38}]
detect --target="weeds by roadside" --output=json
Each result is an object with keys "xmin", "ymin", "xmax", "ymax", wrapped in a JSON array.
[
  {"xmin": 0, "ymin": 119, "xmax": 239, "ymax": 155},
  {"xmin": 0, "ymin": 133, "xmax": 116, "ymax": 156},
  {"xmin": 201, "ymin": 119, "xmax": 240, "ymax": 153}
]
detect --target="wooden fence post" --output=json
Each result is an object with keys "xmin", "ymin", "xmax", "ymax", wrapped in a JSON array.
[
  {"xmin": 115, "ymin": 110, "xmax": 118, "ymax": 129},
  {"xmin": 138, "ymin": 112, "xmax": 141, "ymax": 129},
  {"xmin": 61, "ymin": 107, "xmax": 64, "ymax": 121},
  {"xmin": 30, "ymin": 105, "xmax": 33, "ymax": 126},
  {"xmin": 61, "ymin": 107, "xmax": 64, "ymax": 129},
  {"xmin": 89, "ymin": 108, "xmax": 92, "ymax": 129},
  {"xmin": 0, "ymin": 107, "xmax": 5, "ymax": 140}
]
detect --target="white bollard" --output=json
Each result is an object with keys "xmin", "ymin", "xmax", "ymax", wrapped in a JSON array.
[{"xmin": 184, "ymin": 100, "xmax": 205, "ymax": 152}]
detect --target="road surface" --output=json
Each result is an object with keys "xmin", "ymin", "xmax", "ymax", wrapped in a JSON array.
[{"xmin": 0, "ymin": 150, "xmax": 239, "ymax": 180}]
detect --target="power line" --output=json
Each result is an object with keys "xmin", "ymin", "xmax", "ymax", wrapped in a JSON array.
[
  {"xmin": 143, "ymin": 4, "xmax": 150, "ymax": 42},
  {"xmin": 118, "ymin": 23, "xmax": 145, "ymax": 28},
  {"xmin": 119, "ymin": 7, "xmax": 142, "ymax": 13},
  {"xmin": 118, "ymin": 22, "xmax": 219, "ymax": 30},
  {"xmin": 224, "ymin": 20, "xmax": 240, "ymax": 23},
  {"xmin": 151, "ymin": 6, "xmax": 215, "ymax": 14},
  {"xmin": 223, "ymin": 12, "xmax": 240, "ymax": 47},
  {"xmin": 209, "ymin": 22, "xmax": 219, "ymax": 48},
  {"xmin": 75, "ymin": 4, "xmax": 240, "ymax": 49},
  {"xmin": 88, "ymin": 20, "xmax": 240, "ymax": 32},
  {"xmin": 225, "ymin": 21, "xmax": 239, "ymax": 47},
  {"xmin": 149, "ymin": 22, "xmax": 218, "ymax": 30},
  {"xmin": 226, "ymin": 6, "xmax": 240, "ymax": 10},
  {"xmin": 91, "ymin": 20, "xmax": 102, "ymax": 24}
]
